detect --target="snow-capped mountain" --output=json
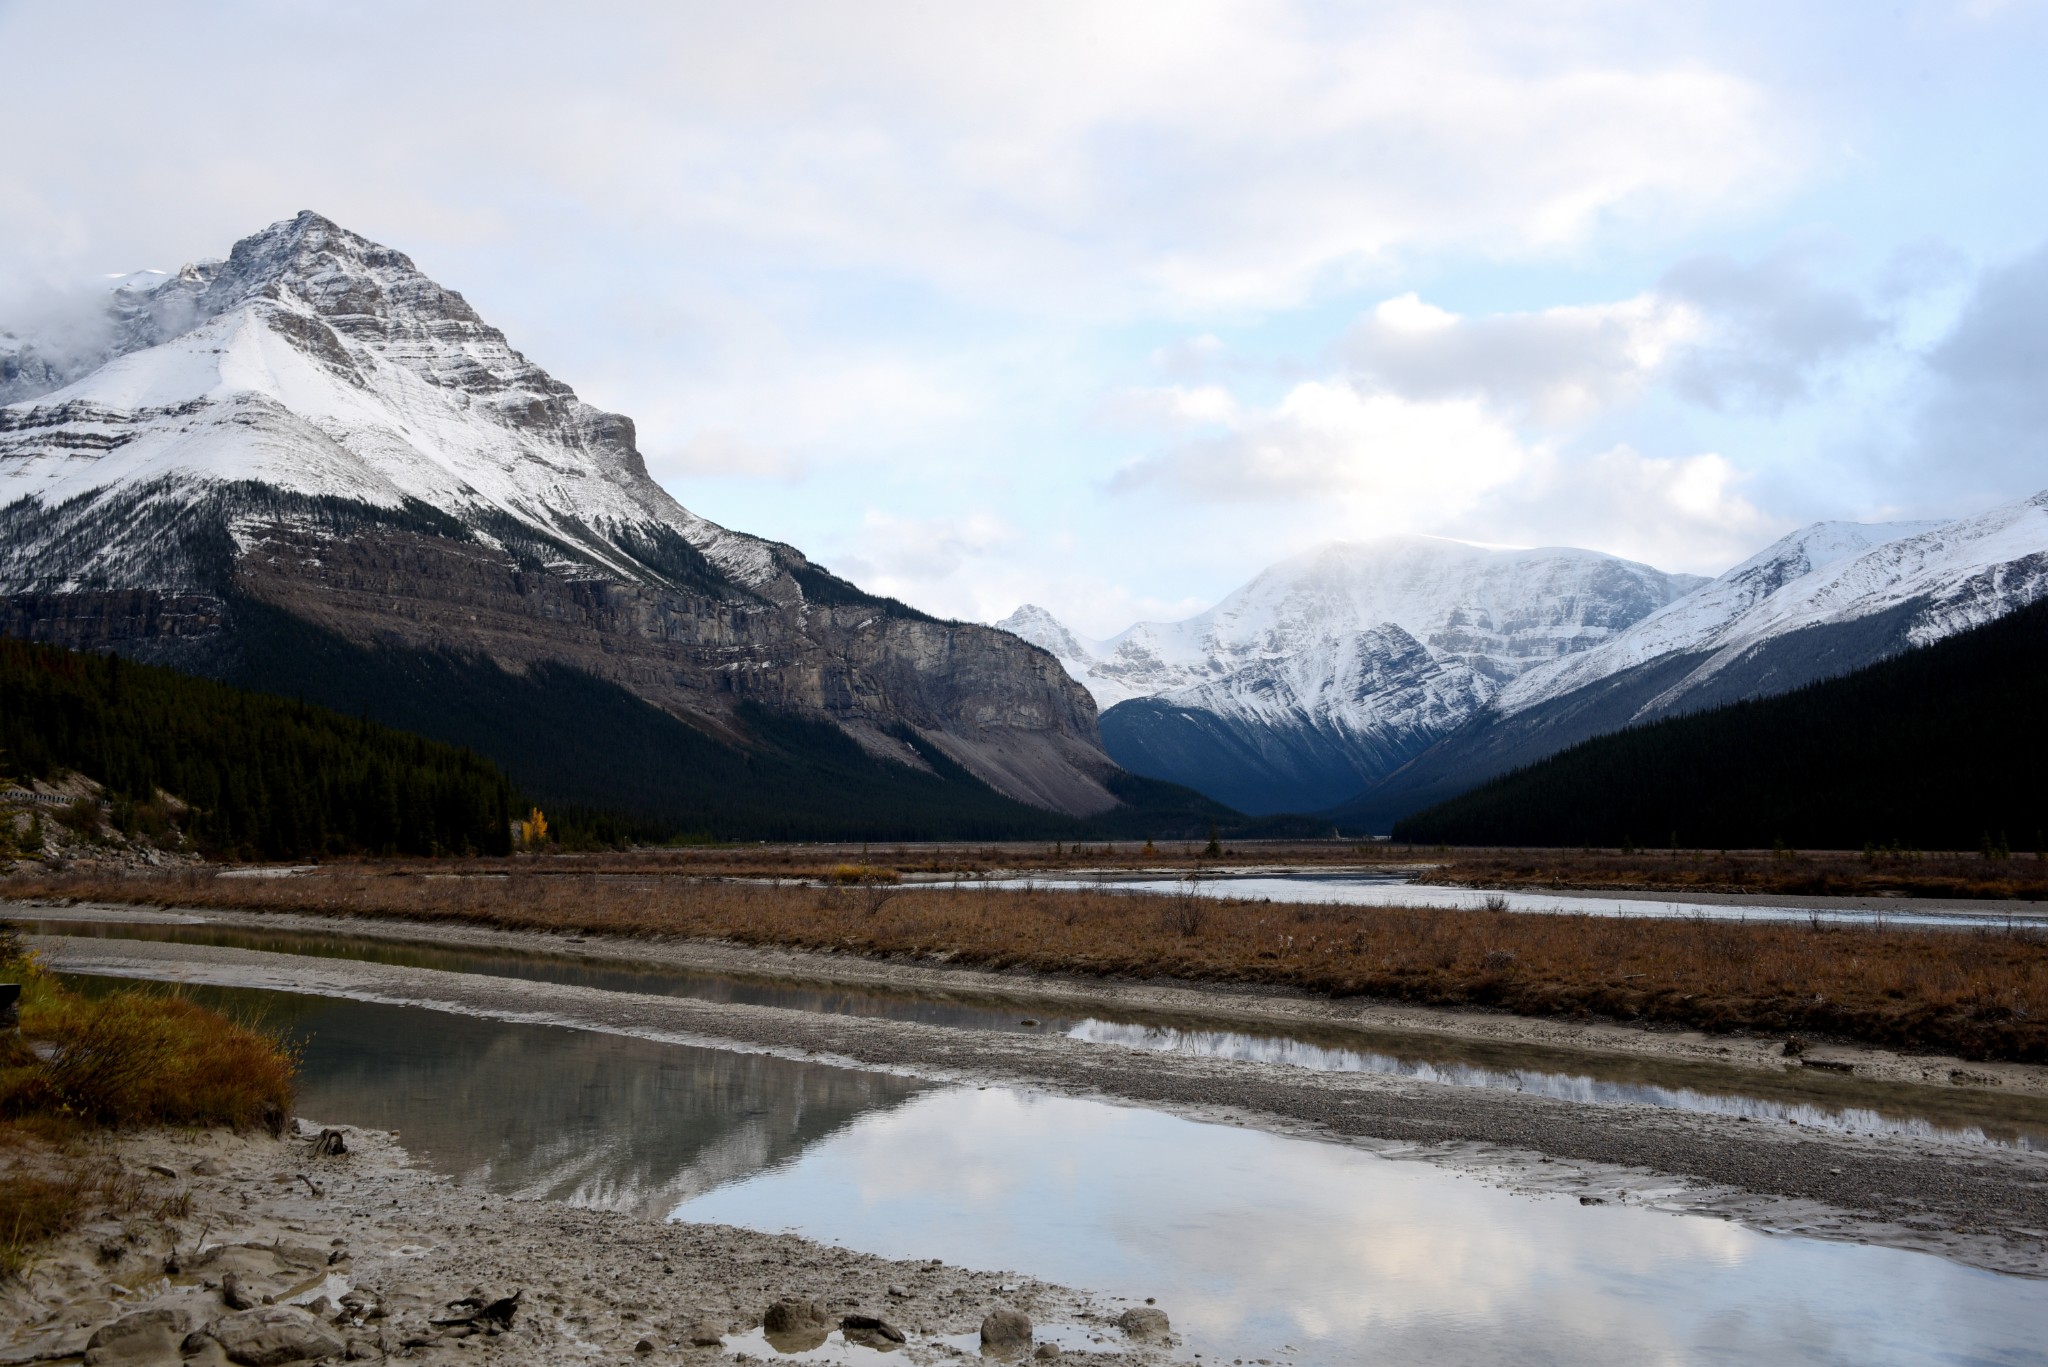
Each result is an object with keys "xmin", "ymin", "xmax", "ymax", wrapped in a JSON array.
[
  {"xmin": 0, "ymin": 212, "xmax": 1120, "ymax": 820},
  {"xmin": 0, "ymin": 213, "xmax": 771, "ymax": 594},
  {"xmin": 1493, "ymin": 520, "xmax": 1942, "ymax": 715},
  {"xmin": 1337, "ymin": 491, "xmax": 2048, "ymax": 831},
  {"xmin": 1000, "ymin": 538, "xmax": 1705, "ymax": 813}
]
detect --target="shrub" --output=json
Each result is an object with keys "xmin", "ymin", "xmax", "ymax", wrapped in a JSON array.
[{"xmin": 0, "ymin": 934, "xmax": 296, "ymax": 1133}]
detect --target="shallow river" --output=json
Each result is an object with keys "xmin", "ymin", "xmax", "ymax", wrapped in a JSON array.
[
  {"xmin": 58, "ymin": 975, "xmax": 2048, "ymax": 1367},
  {"xmin": 36, "ymin": 917, "xmax": 2048, "ymax": 1149},
  {"xmin": 965, "ymin": 871, "xmax": 2048, "ymax": 930}
]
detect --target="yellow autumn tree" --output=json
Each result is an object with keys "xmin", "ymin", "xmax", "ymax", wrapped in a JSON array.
[{"xmin": 518, "ymin": 807, "xmax": 549, "ymax": 847}]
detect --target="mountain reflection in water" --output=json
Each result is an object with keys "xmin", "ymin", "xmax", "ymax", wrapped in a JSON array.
[{"xmin": 139, "ymin": 985, "xmax": 925, "ymax": 1217}]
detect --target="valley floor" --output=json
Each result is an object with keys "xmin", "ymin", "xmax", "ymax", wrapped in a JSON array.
[{"xmin": 19, "ymin": 901, "xmax": 2048, "ymax": 1283}]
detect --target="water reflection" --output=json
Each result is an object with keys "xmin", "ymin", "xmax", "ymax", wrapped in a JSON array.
[
  {"xmin": 1068, "ymin": 1020, "xmax": 2048, "ymax": 1149},
  {"xmin": 78, "ymin": 981, "xmax": 923, "ymax": 1217},
  {"xmin": 61, "ymin": 978, "xmax": 2048, "ymax": 1366},
  {"xmin": 42, "ymin": 920, "xmax": 2048, "ymax": 1152},
  {"xmin": 972, "ymin": 874, "xmax": 2048, "ymax": 930},
  {"xmin": 676, "ymin": 1087, "xmax": 2048, "ymax": 1367}
]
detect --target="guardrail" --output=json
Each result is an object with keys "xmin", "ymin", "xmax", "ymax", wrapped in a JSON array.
[{"xmin": 0, "ymin": 790, "xmax": 64, "ymax": 806}]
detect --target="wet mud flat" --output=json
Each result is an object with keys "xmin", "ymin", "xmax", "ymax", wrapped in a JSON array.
[
  {"xmin": 24, "ymin": 907, "xmax": 2048, "ymax": 1282},
  {"xmin": 0, "ymin": 1125, "xmax": 1166, "ymax": 1366}
]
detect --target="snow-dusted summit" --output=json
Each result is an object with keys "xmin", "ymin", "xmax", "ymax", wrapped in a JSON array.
[
  {"xmin": 1335, "ymin": 490, "xmax": 2048, "ymax": 830},
  {"xmin": 0, "ymin": 211, "xmax": 774, "ymax": 592},
  {"xmin": 1001, "ymin": 538, "xmax": 1704, "ymax": 813}
]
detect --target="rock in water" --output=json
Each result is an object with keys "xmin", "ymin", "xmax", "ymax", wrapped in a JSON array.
[
  {"xmin": 762, "ymin": 1297, "xmax": 827, "ymax": 1334},
  {"xmin": 221, "ymin": 1273, "xmax": 256, "ymax": 1310},
  {"xmin": 842, "ymin": 1313, "xmax": 907, "ymax": 1347},
  {"xmin": 981, "ymin": 1306, "xmax": 1033, "ymax": 1349},
  {"xmin": 83, "ymin": 1308, "xmax": 188, "ymax": 1366},
  {"xmin": 205, "ymin": 1306, "xmax": 346, "ymax": 1366},
  {"xmin": 1116, "ymin": 1306, "xmax": 1172, "ymax": 1340},
  {"xmin": 762, "ymin": 1296, "xmax": 831, "ymax": 1351}
]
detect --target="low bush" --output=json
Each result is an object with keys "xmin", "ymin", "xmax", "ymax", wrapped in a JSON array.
[{"xmin": 0, "ymin": 922, "xmax": 297, "ymax": 1279}]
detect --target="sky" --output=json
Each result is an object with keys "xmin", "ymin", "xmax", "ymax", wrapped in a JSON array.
[{"xmin": 2, "ymin": 1, "xmax": 2045, "ymax": 635}]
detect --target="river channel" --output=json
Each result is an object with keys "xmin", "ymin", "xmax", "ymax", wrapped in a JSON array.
[
  {"xmin": 961, "ymin": 871, "xmax": 2048, "ymax": 929},
  {"xmin": 31, "ymin": 916, "xmax": 2048, "ymax": 1149},
  {"xmin": 45, "ymin": 968, "xmax": 2046, "ymax": 1367},
  {"xmin": 23, "ymin": 904, "xmax": 2048, "ymax": 1365}
]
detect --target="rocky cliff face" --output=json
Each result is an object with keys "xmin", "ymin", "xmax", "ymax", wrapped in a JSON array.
[{"xmin": 0, "ymin": 212, "xmax": 1118, "ymax": 818}]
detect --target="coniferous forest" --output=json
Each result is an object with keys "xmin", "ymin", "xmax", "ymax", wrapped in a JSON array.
[
  {"xmin": 1393, "ymin": 597, "xmax": 2048, "ymax": 852},
  {"xmin": 0, "ymin": 638, "xmax": 516, "ymax": 858}
]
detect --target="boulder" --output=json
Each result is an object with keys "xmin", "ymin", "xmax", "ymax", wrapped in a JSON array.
[
  {"xmin": 205, "ymin": 1306, "xmax": 346, "ymax": 1366},
  {"xmin": 220, "ymin": 1274, "xmax": 256, "ymax": 1311},
  {"xmin": 762, "ymin": 1298, "xmax": 828, "ymax": 1334},
  {"xmin": 683, "ymin": 1320, "xmax": 726, "ymax": 1347},
  {"xmin": 762, "ymin": 1297, "xmax": 830, "ymax": 1351},
  {"xmin": 841, "ymin": 1313, "xmax": 907, "ymax": 1348},
  {"xmin": 980, "ymin": 1306, "xmax": 1033, "ymax": 1349},
  {"xmin": 83, "ymin": 1308, "xmax": 188, "ymax": 1366},
  {"xmin": 1116, "ymin": 1306, "xmax": 1172, "ymax": 1341}
]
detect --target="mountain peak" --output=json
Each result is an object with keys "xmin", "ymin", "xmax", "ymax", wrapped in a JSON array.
[
  {"xmin": 195, "ymin": 211, "xmax": 485, "ymax": 338},
  {"xmin": 997, "ymin": 604, "xmax": 1099, "ymax": 666}
]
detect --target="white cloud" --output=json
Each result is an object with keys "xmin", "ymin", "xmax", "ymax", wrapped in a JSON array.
[
  {"xmin": 1658, "ymin": 250, "xmax": 1887, "ymax": 410},
  {"xmin": 1447, "ymin": 445, "xmax": 1785, "ymax": 573},
  {"xmin": 1110, "ymin": 379, "xmax": 1533, "ymax": 529},
  {"xmin": 1098, "ymin": 384, "xmax": 1244, "ymax": 432},
  {"xmin": 1343, "ymin": 291, "xmax": 1704, "ymax": 425},
  {"xmin": 0, "ymin": 2, "xmax": 1798, "ymax": 316},
  {"xmin": 829, "ymin": 510, "xmax": 1024, "ymax": 618}
]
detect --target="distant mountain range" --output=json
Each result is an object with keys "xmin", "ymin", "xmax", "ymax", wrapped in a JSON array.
[
  {"xmin": 1007, "ymin": 493, "xmax": 2048, "ymax": 828},
  {"xmin": 1000, "ymin": 539, "xmax": 1705, "ymax": 814},
  {"xmin": 0, "ymin": 212, "xmax": 1222, "ymax": 839}
]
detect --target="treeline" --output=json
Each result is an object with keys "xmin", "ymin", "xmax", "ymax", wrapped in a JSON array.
[
  {"xmin": 1, "ymin": 638, "xmax": 516, "ymax": 858},
  {"xmin": 1394, "ymin": 596, "xmax": 2048, "ymax": 852}
]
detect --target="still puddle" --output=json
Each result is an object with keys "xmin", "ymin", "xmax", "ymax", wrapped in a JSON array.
[
  {"xmin": 64, "ymin": 978, "xmax": 2048, "ymax": 1367},
  {"xmin": 972, "ymin": 872, "xmax": 2048, "ymax": 930},
  {"xmin": 36, "ymin": 917, "xmax": 2048, "ymax": 1149}
]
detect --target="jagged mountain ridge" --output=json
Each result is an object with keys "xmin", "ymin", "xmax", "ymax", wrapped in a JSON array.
[
  {"xmin": 1000, "ymin": 539, "xmax": 1705, "ymax": 813},
  {"xmin": 0, "ymin": 212, "xmax": 1126, "ymax": 822},
  {"xmin": 1338, "ymin": 491, "xmax": 2048, "ymax": 831}
]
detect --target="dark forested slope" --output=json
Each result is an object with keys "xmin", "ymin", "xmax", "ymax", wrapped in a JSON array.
[
  {"xmin": 1393, "ymin": 597, "xmax": 2048, "ymax": 851},
  {"xmin": 221, "ymin": 599, "xmax": 1246, "ymax": 843},
  {"xmin": 0, "ymin": 638, "xmax": 516, "ymax": 858}
]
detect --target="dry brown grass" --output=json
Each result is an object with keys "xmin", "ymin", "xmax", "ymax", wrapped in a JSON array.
[
  {"xmin": 11, "ymin": 863, "xmax": 2047, "ymax": 1061},
  {"xmin": 0, "ymin": 1127, "xmax": 192, "ymax": 1278},
  {"xmin": 1428, "ymin": 847, "xmax": 2048, "ymax": 901},
  {"xmin": 168, "ymin": 840, "xmax": 2047, "ymax": 901},
  {"xmin": 0, "ymin": 926, "xmax": 296, "ymax": 1278}
]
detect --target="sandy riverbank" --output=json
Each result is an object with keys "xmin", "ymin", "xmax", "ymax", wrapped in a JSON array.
[
  {"xmin": 1, "ymin": 1122, "xmax": 1174, "ymax": 1365},
  {"xmin": 17, "ymin": 901, "xmax": 2048, "ymax": 1282}
]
